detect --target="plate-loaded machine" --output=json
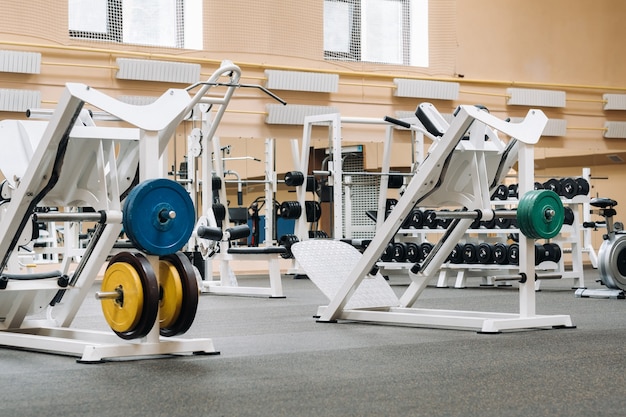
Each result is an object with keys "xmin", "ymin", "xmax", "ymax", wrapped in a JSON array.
[
  {"xmin": 292, "ymin": 104, "xmax": 575, "ymax": 333},
  {"xmin": 0, "ymin": 61, "xmax": 249, "ymax": 362}
]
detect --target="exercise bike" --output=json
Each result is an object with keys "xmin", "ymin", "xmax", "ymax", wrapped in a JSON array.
[{"xmin": 576, "ymin": 197, "xmax": 626, "ymax": 299}]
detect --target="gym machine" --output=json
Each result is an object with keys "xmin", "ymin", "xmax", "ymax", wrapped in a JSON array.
[
  {"xmin": 291, "ymin": 103, "xmax": 575, "ymax": 333},
  {"xmin": 576, "ymin": 197, "xmax": 626, "ymax": 299},
  {"xmin": 0, "ymin": 60, "xmax": 267, "ymax": 361},
  {"xmin": 190, "ymin": 131, "xmax": 290, "ymax": 297}
]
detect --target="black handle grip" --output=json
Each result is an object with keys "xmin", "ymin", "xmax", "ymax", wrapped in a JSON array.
[
  {"xmin": 197, "ymin": 226, "xmax": 224, "ymax": 240},
  {"xmin": 226, "ymin": 224, "xmax": 251, "ymax": 240},
  {"xmin": 384, "ymin": 116, "xmax": 411, "ymax": 129}
]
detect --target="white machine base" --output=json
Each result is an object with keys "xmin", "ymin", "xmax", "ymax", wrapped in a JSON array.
[
  {"xmin": 0, "ymin": 327, "xmax": 218, "ymax": 363},
  {"xmin": 575, "ymin": 288, "xmax": 625, "ymax": 299},
  {"xmin": 201, "ymin": 250, "xmax": 285, "ymax": 298},
  {"xmin": 315, "ymin": 306, "xmax": 575, "ymax": 334}
]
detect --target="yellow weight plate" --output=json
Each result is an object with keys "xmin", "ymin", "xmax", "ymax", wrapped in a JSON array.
[
  {"xmin": 101, "ymin": 262, "xmax": 144, "ymax": 333},
  {"xmin": 158, "ymin": 260, "xmax": 184, "ymax": 329}
]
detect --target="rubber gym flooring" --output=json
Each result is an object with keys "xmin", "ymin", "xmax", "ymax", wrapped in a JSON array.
[{"xmin": 1, "ymin": 266, "xmax": 625, "ymax": 417}]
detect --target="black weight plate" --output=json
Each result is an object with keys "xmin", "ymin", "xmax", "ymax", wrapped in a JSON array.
[
  {"xmin": 508, "ymin": 184, "xmax": 519, "ymax": 198},
  {"xmin": 534, "ymin": 243, "xmax": 546, "ymax": 265},
  {"xmin": 563, "ymin": 206, "xmax": 575, "ymax": 225},
  {"xmin": 507, "ymin": 243, "xmax": 520, "ymax": 265},
  {"xmin": 159, "ymin": 252, "xmax": 199, "ymax": 337},
  {"xmin": 284, "ymin": 171, "xmax": 305, "ymax": 187}
]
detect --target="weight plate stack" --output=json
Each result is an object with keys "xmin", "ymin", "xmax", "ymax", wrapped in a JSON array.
[{"xmin": 517, "ymin": 190, "xmax": 565, "ymax": 239}]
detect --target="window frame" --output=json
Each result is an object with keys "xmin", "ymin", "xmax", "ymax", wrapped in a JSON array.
[
  {"xmin": 324, "ymin": 0, "xmax": 417, "ymax": 67},
  {"xmin": 69, "ymin": 0, "xmax": 186, "ymax": 48}
]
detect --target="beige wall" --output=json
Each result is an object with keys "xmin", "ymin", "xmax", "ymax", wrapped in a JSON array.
[{"xmin": 1, "ymin": 1, "xmax": 625, "ymax": 243}]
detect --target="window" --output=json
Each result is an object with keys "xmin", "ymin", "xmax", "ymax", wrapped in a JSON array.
[
  {"xmin": 68, "ymin": 0, "xmax": 202, "ymax": 50},
  {"xmin": 324, "ymin": 0, "xmax": 428, "ymax": 67}
]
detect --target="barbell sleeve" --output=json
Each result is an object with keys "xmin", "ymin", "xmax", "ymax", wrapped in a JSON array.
[{"xmin": 33, "ymin": 210, "xmax": 121, "ymax": 223}]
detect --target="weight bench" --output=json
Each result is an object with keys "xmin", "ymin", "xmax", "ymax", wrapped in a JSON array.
[{"xmin": 195, "ymin": 222, "xmax": 287, "ymax": 298}]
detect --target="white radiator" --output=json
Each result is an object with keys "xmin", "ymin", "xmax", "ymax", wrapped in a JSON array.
[
  {"xmin": 603, "ymin": 94, "xmax": 626, "ymax": 111},
  {"xmin": 507, "ymin": 88, "xmax": 566, "ymax": 107},
  {"xmin": 604, "ymin": 121, "xmax": 626, "ymax": 138},
  {"xmin": 116, "ymin": 58, "xmax": 200, "ymax": 84},
  {"xmin": 265, "ymin": 70, "xmax": 339, "ymax": 93},
  {"xmin": 0, "ymin": 89, "xmax": 41, "ymax": 112},
  {"xmin": 394, "ymin": 79, "xmax": 459, "ymax": 100},
  {"xmin": 265, "ymin": 104, "xmax": 339, "ymax": 125},
  {"xmin": 0, "ymin": 50, "xmax": 41, "ymax": 74}
]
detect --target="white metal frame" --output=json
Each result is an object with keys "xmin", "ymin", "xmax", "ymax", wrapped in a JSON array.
[
  {"xmin": 0, "ymin": 60, "xmax": 243, "ymax": 361},
  {"xmin": 293, "ymin": 106, "xmax": 574, "ymax": 333},
  {"xmin": 196, "ymin": 135, "xmax": 286, "ymax": 298}
]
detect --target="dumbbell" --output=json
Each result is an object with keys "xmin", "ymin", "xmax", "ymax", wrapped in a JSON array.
[
  {"xmin": 507, "ymin": 243, "xmax": 520, "ymax": 265},
  {"xmin": 543, "ymin": 178, "xmax": 562, "ymax": 195},
  {"xmin": 462, "ymin": 243, "xmax": 478, "ymax": 264},
  {"xmin": 447, "ymin": 243, "xmax": 464, "ymax": 264},
  {"xmin": 563, "ymin": 206, "xmax": 575, "ymax": 226},
  {"xmin": 420, "ymin": 242, "xmax": 434, "ymax": 260},
  {"xmin": 543, "ymin": 242, "xmax": 562, "ymax": 263},
  {"xmin": 391, "ymin": 242, "xmax": 407, "ymax": 262},
  {"xmin": 491, "ymin": 184, "xmax": 509, "ymax": 200},
  {"xmin": 405, "ymin": 242, "xmax": 421, "ymax": 263},
  {"xmin": 423, "ymin": 210, "xmax": 439, "ymax": 229},
  {"xmin": 575, "ymin": 177, "xmax": 590, "ymax": 196},
  {"xmin": 560, "ymin": 177, "xmax": 578, "ymax": 199},
  {"xmin": 402, "ymin": 209, "xmax": 424, "ymax": 229},
  {"xmin": 476, "ymin": 242, "xmax": 494, "ymax": 264},
  {"xmin": 380, "ymin": 242, "xmax": 395, "ymax": 262},
  {"xmin": 493, "ymin": 242, "xmax": 509, "ymax": 265}
]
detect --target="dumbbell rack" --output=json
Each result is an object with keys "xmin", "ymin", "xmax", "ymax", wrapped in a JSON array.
[
  {"xmin": 292, "ymin": 104, "xmax": 574, "ymax": 333},
  {"xmin": 376, "ymin": 135, "xmax": 590, "ymax": 291},
  {"xmin": 382, "ymin": 191, "xmax": 590, "ymax": 291},
  {"xmin": 0, "ymin": 61, "xmax": 247, "ymax": 361}
]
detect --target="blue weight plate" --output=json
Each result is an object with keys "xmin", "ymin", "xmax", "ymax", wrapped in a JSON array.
[{"xmin": 123, "ymin": 178, "xmax": 195, "ymax": 256}]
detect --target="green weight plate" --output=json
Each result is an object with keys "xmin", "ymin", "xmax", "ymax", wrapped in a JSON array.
[
  {"xmin": 517, "ymin": 190, "xmax": 564, "ymax": 239},
  {"xmin": 123, "ymin": 178, "xmax": 195, "ymax": 256}
]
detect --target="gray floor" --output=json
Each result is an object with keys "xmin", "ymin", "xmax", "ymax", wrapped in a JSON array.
[{"xmin": 1, "ymin": 266, "xmax": 625, "ymax": 417}]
